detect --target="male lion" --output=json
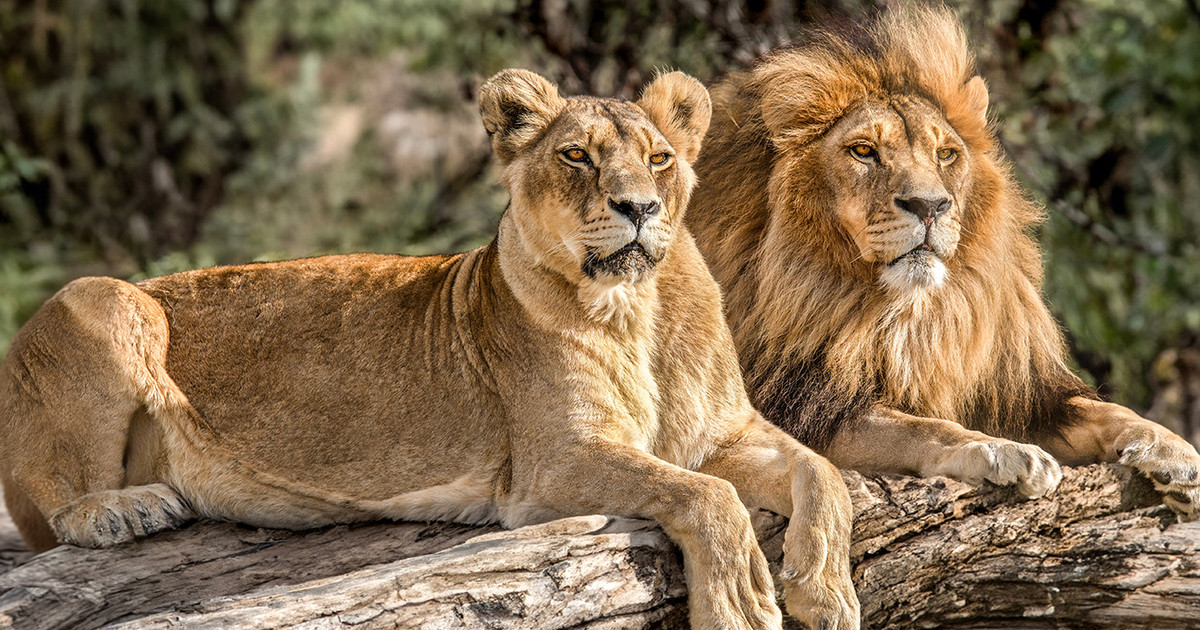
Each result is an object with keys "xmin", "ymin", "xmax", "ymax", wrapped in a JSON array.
[
  {"xmin": 0, "ymin": 70, "xmax": 860, "ymax": 629},
  {"xmin": 687, "ymin": 7, "xmax": 1200, "ymax": 515}
]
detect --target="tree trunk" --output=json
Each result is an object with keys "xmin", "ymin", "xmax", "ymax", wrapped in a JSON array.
[{"xmin": 1, "ymin": 464, "xmax": 1197, "ymax": 629}]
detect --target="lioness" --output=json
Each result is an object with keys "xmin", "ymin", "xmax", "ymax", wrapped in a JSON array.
[
  {"xmin": 0, "ymin": 70, "xmax": 859, "ymax": 629},
  {"xmin": 687, "ymin": 7, "xmax": 1200, "ymax": 515}
]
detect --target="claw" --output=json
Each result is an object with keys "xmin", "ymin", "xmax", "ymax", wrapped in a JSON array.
[
  {"xmin": 1118, "ymin": 431, "xmax": 1200, "ymax": 519},
  {"xmin": 1165, "ymin": 491, "xmax": 1192, "ymax": 505}
]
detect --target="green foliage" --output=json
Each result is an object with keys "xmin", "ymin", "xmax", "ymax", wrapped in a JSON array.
[
  {"xmin": 0, "ymin": 0, "xmax": 277, "ymax": 263},
  {"xmin": 974, "ymin": 0, "xmax": 1200, "ymax": 405}
]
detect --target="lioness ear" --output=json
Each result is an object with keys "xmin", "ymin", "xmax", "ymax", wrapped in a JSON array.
[
  {"xmin": 636, "ymin": 71, "xmax": 712, "ymax": 164},
  {"xmin": 964, "ymin": 75, "xmax": 989, "ymax": 122},
  {"xmin": 479, "ymin": 69, "xmax": 567, "ymax": 164}
]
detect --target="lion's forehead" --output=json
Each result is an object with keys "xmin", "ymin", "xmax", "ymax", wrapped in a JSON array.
[
  {"xmin": 838, "ymin": 97, "xmax": 960, "ymax": 152},
  {"xmin": 552, "ymin": 99, "xmax": 666, "ymax": 158},
  {"xmin": 509, "ymin": 98, "xmax": 677, "ymax": 213}
]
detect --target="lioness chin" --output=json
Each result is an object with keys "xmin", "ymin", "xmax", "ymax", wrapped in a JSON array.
[
  {"xmin": 0, "ymin": 69, "xmax": 860, "ymax": 630},
  {"xmin": 687, "ymin": 6, "xmax": 1200, "ymax": 517}
]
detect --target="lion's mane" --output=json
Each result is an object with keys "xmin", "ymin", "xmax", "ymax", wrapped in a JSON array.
[{"xmin": 687, "ymin": 7, "xmax": 1094, "ymax": 450}]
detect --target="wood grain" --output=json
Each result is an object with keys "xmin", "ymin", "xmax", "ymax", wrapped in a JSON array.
[{"xmin": 1, "ymin": 465, "xmax": 1197, "ymax": 629}]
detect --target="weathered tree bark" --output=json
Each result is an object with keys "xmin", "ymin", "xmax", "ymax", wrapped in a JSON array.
[{"xmin": 1, "ymin": 465, "xmax": 1197, "ymax": 629}]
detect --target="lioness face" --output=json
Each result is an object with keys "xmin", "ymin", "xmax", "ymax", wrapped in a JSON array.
[
  {"xmin": 821, "ymin": 96, "xmax": 969, "ymax": 292},
  {"xmin": 542, "ymin": 100, "xmax": 679, "ymax": 282},
  {"xmin": 479, "ymin": 70, "xmax": 711, "ymax": 286}
]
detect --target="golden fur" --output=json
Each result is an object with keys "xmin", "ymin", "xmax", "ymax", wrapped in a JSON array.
[
  {"xmin": 0, "ymin": 70, "xmax": 859, "ymax": 629},
  {"xmin": 688, "ymin": 7, "xmax": 1200, "ymax": 514}
]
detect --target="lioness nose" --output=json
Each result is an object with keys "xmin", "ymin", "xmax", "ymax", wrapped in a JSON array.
[
  {"xmin": 609, "ymin": 198, "xmax": 661, "ymax": 229},
  {"xmin": 895, "ymin": 196, "xmax": 951, "ymax": 224}
]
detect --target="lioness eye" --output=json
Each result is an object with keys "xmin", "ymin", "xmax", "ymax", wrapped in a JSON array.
[
  {"xmin": 937, "ymin": 148, "xmax": 957, "ymax": 163},
  {"xmin": 563, "ymin": 148, "xmax": 589, "ymax": 163},
  {"xmin": 649, "ymin": 152, "xmax": 671, "ymax": 166},
  {"xmin": 850, "ymin": 144, "xmax": 877, "ymax": 160}
]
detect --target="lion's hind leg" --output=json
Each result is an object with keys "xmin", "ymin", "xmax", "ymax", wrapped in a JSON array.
[
  {"xmin": 0, "ymin": 276, "xmax": 192, "ymax": 551},
  {"xmin": 2, "ymin": 472, "xmax": 56, "ymax": 552}
]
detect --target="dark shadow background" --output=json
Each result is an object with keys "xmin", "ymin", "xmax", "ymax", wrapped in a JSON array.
[{"xmin": 1, "ymin": 0, "xmax": 1198, "ymax": 445}]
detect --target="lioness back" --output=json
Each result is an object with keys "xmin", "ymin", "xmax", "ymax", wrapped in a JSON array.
[{"xmin": 136, "ymin": 251, "xmax": 508, "ymax": 500}]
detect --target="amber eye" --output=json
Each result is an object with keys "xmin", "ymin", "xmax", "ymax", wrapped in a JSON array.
[
  {"xmin": 563, "ymin": 148, "xmax": 589, "ymax": 163},
  {"xmin": 649, "ymin": 152, "xmax": 671, "ymax": 167},
  {"xmin": 937, "ymin": 147, "xmax": 957, "ymax": 163},
  {"xmin": 850, "ymin": 144, "xmax": 877, "ymax": 160}
]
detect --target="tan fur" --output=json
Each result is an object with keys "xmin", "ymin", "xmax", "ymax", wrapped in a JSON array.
[
  {"xmin": 688, "ymin": 7, "xmax": 1200, "ymax": 515},
  {"xmin": 0, "ymin": 70, "xmax": 860, "ymax": 629}
]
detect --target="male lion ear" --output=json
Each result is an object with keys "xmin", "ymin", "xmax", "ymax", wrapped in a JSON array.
[
  {"xmin": 964, "ymin": 75, "xmax": 989, "ymax": 123},
  {"xmin": 636, "ymin": 71, "xmax": 712, "ymax": 164},
  {"xmin": 479, "ymin": 69, "xmax": 567, "ymax": 164}
]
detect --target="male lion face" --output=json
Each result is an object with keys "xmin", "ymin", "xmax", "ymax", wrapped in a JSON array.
[
  {"xmin": 479, "ymin": 70, "xmax": 710, "ymax": 287},
  {"xmin": 820, "ymin": 96, "xmax": 970, "ymax": 292}
]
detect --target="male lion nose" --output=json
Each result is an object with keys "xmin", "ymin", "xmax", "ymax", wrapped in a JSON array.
[
  {"xmin": 609, "ymin": 198, "xmax": 661, "ymax": 230},
  {"xmin": 895, "ymin": 196, "xmax": 951, "ymax": 226}
]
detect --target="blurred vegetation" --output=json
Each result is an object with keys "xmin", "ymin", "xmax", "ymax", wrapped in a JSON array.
[{"xmin": 1, "ymin": 0, "xmax": 1198, "ymax": 441}]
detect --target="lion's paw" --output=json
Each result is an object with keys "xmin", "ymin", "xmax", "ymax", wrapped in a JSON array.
[
  {"xmin": 1118, "ymin": 431, "xmax": 1200, "ymax": 520},
  {"xmin": 688, "ymin": 528, "xmax": 782, "ymax": 630},
  {"xmin": 780, "ymin": 526, "xmax": 860, "ymax": 630},
  {"xmin": 937, "ymin": 440, "xmax": 1062, "ymax": 499},
  {"xmin": 49, "ymin": 483, "xmax": 195, "ymax": 548},
  {"xmin": 783, "ymin": 568, "xmax": 860, "ymax": 630}
]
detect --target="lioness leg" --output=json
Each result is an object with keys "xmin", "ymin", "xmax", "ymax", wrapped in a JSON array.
[
  {"xmin": 699, "ymin": 416, "xmax": 860, "ymax": 630},
  {"xmin": 823, "ymin": 407, "xmax": 1062, "ymax": 498},
  {"xmin": 0, "ymin": 277, "xmax": 194, "ymax": 550},
  {"xmin": 1038, "ymin": 397, "xmax": 1200, "ymax": 518},
  {"xmin": 510, "ymin": 440, "xmax": 781, "ymax": 630}
]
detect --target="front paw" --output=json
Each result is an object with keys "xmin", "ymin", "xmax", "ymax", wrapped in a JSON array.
[
  {"xmin": 782, "ymin": 537, "xmax": 859, "ymax": 624},
  {"xmin": 688, "ymin": 525, "xmax": 783, "ymax": 630},
  {"xmin": 781, "ymin": 526, "xmax": 859, "ymax": 630},
  {"xmin": 1118, "ymin": 431, "xmax": 1200, "ymax": 520},
  {"xmin": 935, "ymin": 440, "xmax": 1062, "ymax": 499},
  {"xmin": 785, "ymin": 578, "xmax": 860, "ymax": 630}
]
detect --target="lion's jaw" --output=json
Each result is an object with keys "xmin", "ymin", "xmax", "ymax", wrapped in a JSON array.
[
  {"xmin": 818, "ymin": 97, "xmax": 968, "ymax": 294},
  {"xmin": 880, "ymin": 250, "xmax": 948, "ymax": 292},
  {"xmin": 573, "ymin": 200, "xmax": 673, "ymax": 283}
]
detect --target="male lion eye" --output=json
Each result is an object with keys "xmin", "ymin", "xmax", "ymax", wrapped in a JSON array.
[
  {"xmin": 850, "ymin": 144, "xmax": 877, "ymax": 160},
  {"xmin": 649, "ymin": 153, "xmax": 671, "ymax": 166},
  {"xmin": 562, "ymin": 148, "xmax": 589, "ymax": 163},
  {"xmin": 937, "ymin": 148, "xmax": 957, "ymax": 163}
]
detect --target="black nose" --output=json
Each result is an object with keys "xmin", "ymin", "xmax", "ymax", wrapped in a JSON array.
[
  {"xmin": 894, "ymin": 196, "xmax": 951, "ymax": 222},
  {"xmin": 609, "ymin": 198, "xmax": 661, "ymax": 229}
]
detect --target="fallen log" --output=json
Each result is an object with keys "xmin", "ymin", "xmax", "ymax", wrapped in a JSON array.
[
  {"xmin": 765, "ymin": 464, "xmax": 1200, "ymax": 629},
  {"xmin": 0, "ymin": 464, "xmax": 1197, "ymax": 629}
]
